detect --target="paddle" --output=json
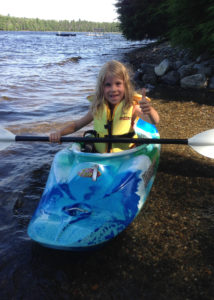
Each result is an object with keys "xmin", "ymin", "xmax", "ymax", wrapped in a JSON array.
[{"xmin": 0, "ymin": 127, "xmax": 214, "ymax": 159}]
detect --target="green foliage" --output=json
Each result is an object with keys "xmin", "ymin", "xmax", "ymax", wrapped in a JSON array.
[
  {"xmin": 115, "ymin": 0, "xmax": 214, "ymax": 55},
  {"xmin": 0, "ymin": 15, "xmax": 120, "ymax": 32},
  {"xmin": 115, "ymin": 0, "xmax": 169, "ymax": 40},
  {"xmin": 167, "ymin": 0, "xmax": 214, "ymax": 55}
]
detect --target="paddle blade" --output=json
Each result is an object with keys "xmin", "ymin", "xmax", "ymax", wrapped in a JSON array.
[
  {"xmin": 188, "ymin": 129, "xmax": 214, "ymax": 159},
  {"xmin": 0, "ymin": 127, "xmax": 15, "ymax": 150}
]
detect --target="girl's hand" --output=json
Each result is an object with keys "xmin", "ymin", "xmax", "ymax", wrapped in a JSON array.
[
  {"xmin": 49, "ymin": 131, "xmax": 62, "ymax": 143},
  {"xmin": 139, "ymin": 88, "xmax": 151, "ymax": 115}
]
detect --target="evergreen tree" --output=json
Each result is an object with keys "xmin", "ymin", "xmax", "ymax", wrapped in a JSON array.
[
  {"xmin": 115, "ymin": 0, "xmax": 214, "ymax": 55},
  {"xmin": 0, "ymin": 14, "xmax": 120, "ymax": 33},
  {"xmin": 167, "ymin": 0, "xmax": 214, "ymax": 55},
  {"xmin": 115, "ymin": 0, "xmax": 169, "ymax": 40}
]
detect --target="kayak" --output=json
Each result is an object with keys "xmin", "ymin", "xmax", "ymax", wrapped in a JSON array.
[{"xmin": 27, "ymin": 119, "xmax": 160, "ymax": 250}]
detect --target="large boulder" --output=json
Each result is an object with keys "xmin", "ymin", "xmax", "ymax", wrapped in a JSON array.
[
  {"xmin": 193, "ymin": 63, "xmax": 212, "ymax": 77},
  {"xmin": 142, "ymin": 72, "xmax": 157, "ymax": 85},
  {"xmin": 140, "ymin": 63, "xmax": 155, "ymax": 74},
  {"xmin": 178, "ymin": 63, "xmax": 195, "ymax": 78},
  {"xmin": 180, "ymin": 74, "xmax": 208, "ymax": 89},
  {"xmin": 208, "ymin": 76, "xmax": 214, "ymax": 89},
  {"xmin": 154, "ymin": 59, "xmax": 171, "ymax": 76},
  {"xmin": 160, "ymin": 70, "xmax": 180, "ymax": 85}
]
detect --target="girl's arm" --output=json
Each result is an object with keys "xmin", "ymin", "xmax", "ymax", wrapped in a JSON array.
[
  {"xmin": 49, "ymin": 110, "xmax": 93, "ymax": 142},
  {"xmin": 133, "ymin": 89, "xmax": 160, "ymax": 125}
]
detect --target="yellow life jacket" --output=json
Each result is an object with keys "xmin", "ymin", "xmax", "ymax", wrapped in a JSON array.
[{"xmin": 93, "ymin": 101, "xmax": 138, "ymax": 153}]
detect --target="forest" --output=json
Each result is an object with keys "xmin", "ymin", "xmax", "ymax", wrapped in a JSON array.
[
  {"xmin": 115, "ymin": 0, "xmax": 214, "ymax": 55},
  {"xmin": 0, "ymin": 14, "xmax": 120, "ymax": 33}
]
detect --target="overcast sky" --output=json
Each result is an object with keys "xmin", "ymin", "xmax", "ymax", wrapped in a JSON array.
[{"xmin": 1, "ymin": 0, "xmax": 118, "ymax": 22}]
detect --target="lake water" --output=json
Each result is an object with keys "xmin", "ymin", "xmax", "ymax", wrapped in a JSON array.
[
  {"xmin": 0, "ymin": 31, "xmax": 146, "ymax": 129},
  {"xmin": 0, "ymin": 31, "xmax": 149, "ymax": 299}
]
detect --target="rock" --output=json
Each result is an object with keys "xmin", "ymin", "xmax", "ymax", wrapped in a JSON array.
[
  {"xmin": 144, "ymin": 84, "xmax": 155, "ymax": 92},
  {"xmin": 140, "ymin": 63, "xmax": 155, "ymax": 74},
  {"xmin": 160, "ymin": 70, "xmax": 180, "ymax": 85},
  {"xmin": 134, "ymin": 70, "xmax": 143, "ymax": 82},
  {"xmin": 193, "ymin": 64, "xmax": 212, "ymax": 76},
  {"xmin": 173, "ymin": 60, "xmax": 183, "ymax": 70},
  {"xmin": 208, "ymin": 76, "xmax": 214, "ymax": 89},
  {"xmin": 196, "ymin": 53, "xmax": 210, "ymax": 63},
  {"xmin": 178, "ymin": 63, "xmax": 195, "ymax": 78},
  {"xmin": 136, "ymin": 62, "xmax": 157, "ymax": 85},
  {"xmin": 125, "ymin": 41, "xmax": 214, "ymax": 91},
  {"xmin": 204, "ymin": 59, "xmax": 214, "ymax": 74},
  {"xmin": 142, "ymin": 72, "xmax": 157, "ymax": 85},
  {"xmin": 155, "ymin": 59, "xmax": 171, "ymax": 76},
  {"xmin": 180, "ymin": 74, "xmax": 208, "ymax": 89}
]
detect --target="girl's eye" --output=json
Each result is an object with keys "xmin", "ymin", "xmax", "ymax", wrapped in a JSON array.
[{"xmin": 105, "ymin": 82, "xmax": 111, "ymax": 87}]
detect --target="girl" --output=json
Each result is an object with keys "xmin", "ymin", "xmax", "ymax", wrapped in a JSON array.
[{"xmin": 49, "ymin": 60, "xmax": 159, "ymax": 153}]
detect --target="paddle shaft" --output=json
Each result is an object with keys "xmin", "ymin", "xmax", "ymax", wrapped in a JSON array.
[{"xmin": 15, "ymin": 135, "xmax": 189, "ymax": 145}]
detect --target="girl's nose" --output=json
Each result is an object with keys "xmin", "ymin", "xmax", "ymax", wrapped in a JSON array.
[{"xmin": 111, "ymin": 84, "xmax": 116, "ymax": 91}]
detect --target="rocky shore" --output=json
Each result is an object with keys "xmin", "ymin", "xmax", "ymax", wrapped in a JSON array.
[{"xmin": 124, "ymin": 41, "xmax": 214, "ymax": 105}]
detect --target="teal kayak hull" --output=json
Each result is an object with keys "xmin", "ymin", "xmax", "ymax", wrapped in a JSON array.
[{"xmin": 27, "ymin": 120, "xmax": 160, "ymax": 250}]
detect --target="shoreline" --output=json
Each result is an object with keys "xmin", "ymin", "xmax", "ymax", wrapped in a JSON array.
[
  {"xmin": 123, "ymin": 41, "xmax": 214, "ymax": 105},
  {"xmin": 117, "ymin": 41, "xmax": 214, "ymax": 300}
]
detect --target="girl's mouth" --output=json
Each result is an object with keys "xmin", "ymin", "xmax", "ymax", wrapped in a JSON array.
[{"xmin": 110, "ymin": 94, "xmax": 119, "ymax": 98}]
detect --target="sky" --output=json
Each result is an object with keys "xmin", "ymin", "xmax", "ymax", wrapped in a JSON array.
[{"xmin": 1, "ymin": 0, "xmax": 118, "ymax": 23}]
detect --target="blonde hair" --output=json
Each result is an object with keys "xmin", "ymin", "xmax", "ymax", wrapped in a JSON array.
[{"xmin": 91, "ymin": 60, "xmax": 134, "ymax": 116}]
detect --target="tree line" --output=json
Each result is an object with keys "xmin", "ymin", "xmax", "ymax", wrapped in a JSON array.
[
  {"xmin": 0, "ymin": 14, "xmax": 120, "ymax": 33},
  {"xmin": 115, "ymin": 0, "xmax": 214, "ymax": 55}
]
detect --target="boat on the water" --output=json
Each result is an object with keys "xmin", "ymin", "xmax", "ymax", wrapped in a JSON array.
[
  {"xmin": 27, "ymin": 119, "xmax": 160, "ymax": 251},
  {"xmin": 56, "ymin": 32, "xmax": 76, "ymax": 37}
]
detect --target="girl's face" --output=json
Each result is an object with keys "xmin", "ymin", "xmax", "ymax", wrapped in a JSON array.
[{"xmin": 103, "ymin": 75, "xmax": 125, "ymax": 107}]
